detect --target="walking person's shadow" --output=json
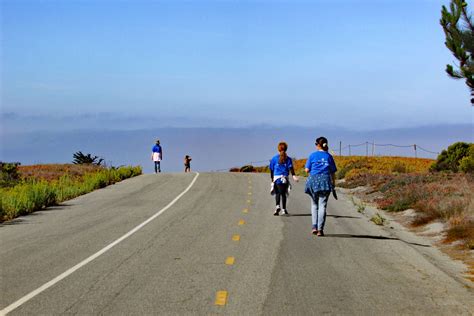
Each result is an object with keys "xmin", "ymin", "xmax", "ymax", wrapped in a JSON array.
[
  {"xmin": 289, "ymin": 213, "xmax": 361, "ymax": 219},
  {"xmin": 286, "ymin": 213, "xmax": 430, "ymax": 247}
]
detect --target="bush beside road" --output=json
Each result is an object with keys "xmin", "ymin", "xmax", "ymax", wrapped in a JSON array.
[{"xmin": 0, "ymin": 164, "xmax": 142, "ymax": 222}]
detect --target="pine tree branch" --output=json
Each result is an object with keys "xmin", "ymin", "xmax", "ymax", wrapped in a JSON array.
[{"xmin": 460, "ymin": 0, "xmax": 474, "ymax": 32}]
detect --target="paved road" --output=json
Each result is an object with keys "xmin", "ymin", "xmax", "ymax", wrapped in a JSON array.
[{"xmin": 0, "ymin": 173, "xmax": 473, "ymax": 315}]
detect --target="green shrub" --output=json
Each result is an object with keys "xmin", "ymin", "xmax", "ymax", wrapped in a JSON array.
[
  {"xmin": 0, "ymin": 165, "xmax": 142, "ymax": 222},
  {"xmin": 431, "ymin": 142, "xmax": 473, "ymax": 172},
  {"xmin": 370, "ymin": 213, "xmax": 386, "ymax": 225},
  {"xmin": 0, "ymin": 162, "xmax": 21, "ymax": 188},
  {"xmin": 459, "ymin": 144, "xmax": 474, "ymax": 173},
  {"xmin": 54, "ymin": 176, "xmax": 84, "ymax": 201},
  {"xmin": 1, "ymin": 181, "xmax": 56, "ymax": 219}
]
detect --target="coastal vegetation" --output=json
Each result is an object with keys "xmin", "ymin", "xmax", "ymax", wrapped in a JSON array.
[{"xmin": 0, "ymin": 163, "xmax": 142, "ymax": 222}]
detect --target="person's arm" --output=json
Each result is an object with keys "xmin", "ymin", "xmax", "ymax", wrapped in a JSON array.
[
  {"xmin": 160, "ymin": 148, "xmax": 163, "ymax": 160},
  {"xmin": 288, "ymin": 158, "xmax": 299, "ymax": 182},
  {"xmin": 329, "ymin": 155, "xmax": 337, "ymax": 187},
  {"xmin": 269, "ymin": 158, "xmax": 274, "ymax": 182},
  {"xmin": 290, "ymin": 167, "xmax": 299, "ymax": 182},
  {"xmin": 304, "ymin": 155, "xmax": 311, "ymax": 174}
]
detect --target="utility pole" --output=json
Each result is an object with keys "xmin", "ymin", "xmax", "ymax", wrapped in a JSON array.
[
  {"xmin": 414, "ymin": 144, "xmax": 417, "ymax": 158},
  {"xmin": 372, "ymin": 141, "xmax": 375, "ymax": 156},
  {"xmin": 339, "ymin": 141, "xmax": 342, "ymax": 156},
  {"xmin": 366, "ymin": 142, "xmax": 369, "ymax": 157}
]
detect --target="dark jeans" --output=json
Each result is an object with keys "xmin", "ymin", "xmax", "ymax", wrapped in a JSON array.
[
  {"xmin": 154, "ymin": 161, "xmax": 161, "ymax": 173},
  {"xmin": 274, "ymin": 182, "xmax": 289, "ymax": 209}
]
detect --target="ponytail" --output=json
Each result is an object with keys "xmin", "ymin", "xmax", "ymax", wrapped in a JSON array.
[
  {"xmin": 316, "ymin": 137, "xmax": 329, "ymax": 152},
  {"xmin": 278, "ymin": 142, "xmax": 288, "ymax": 164}
]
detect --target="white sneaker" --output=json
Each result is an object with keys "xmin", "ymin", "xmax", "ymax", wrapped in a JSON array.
[
  {"xmin": 273, "ymin": 206, "xmax": 280, "ymax": 216},
  {"xmin": 281, "ymin": 209, "xmax": 289, "ymax": 215}
]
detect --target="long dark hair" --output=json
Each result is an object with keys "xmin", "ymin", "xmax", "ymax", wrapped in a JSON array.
[
  {"xmin": 278, "ymin": 142, "xmax": 288, "ymax": 164},
  {"xmin": 316, "ymin": 137, "xmax": 329, "ymax": 152}
]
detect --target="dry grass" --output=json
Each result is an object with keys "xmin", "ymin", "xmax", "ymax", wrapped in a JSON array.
[
  {"xmin": 345, "ymin": 172, "xmax": 474, "ymax": 250},
  {"xmin": 18, "ymin": 164, "xmax": 102, "ymax": 182},
  {"xmin": 445, "ymin": 215, "xmax": 474, "ymax": 249}
]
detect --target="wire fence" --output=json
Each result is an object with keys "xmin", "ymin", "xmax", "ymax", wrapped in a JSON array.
[
  {"xmin": 212, "ymin": 141, "xmax": 441, "ymax": 172},
  {"xmin": 338, "ymin": 141, "xmax": 440, "ymax": 157}
]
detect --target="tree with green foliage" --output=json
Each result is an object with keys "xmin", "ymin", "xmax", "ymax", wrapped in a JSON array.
[
  {"xmin": 440, "ymin": 0, "xmax": 474, "ymax": 105},
  {"xmin": 72, "ymin": 151, "xmax": 104, "ymax": 165},
  {"xmin": 431, "ymin": 142, "xmax": 473, "ymax": 172}
]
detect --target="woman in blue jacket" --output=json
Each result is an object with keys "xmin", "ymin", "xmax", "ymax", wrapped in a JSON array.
[
  {"xmin": 269, "ymin": 142, "xmax": 299, "ymax": 216},
  {"xmin": 304, "ymin": 137, "xmax": 337, "ymax": 236}
]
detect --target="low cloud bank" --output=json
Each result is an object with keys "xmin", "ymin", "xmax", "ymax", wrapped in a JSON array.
[{"xmin": 2, "ymin": 125, "xmax": 472, "ymax": 173}]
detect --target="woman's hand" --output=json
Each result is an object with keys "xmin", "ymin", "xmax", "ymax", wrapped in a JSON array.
[{"xmin": 292, "ymin": 175, "xmax": 299, "ymax": 182}]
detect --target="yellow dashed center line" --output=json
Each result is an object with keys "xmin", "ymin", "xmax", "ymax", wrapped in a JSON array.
[
  {"xmin": 215, "ymin": 291, "xmax": 228, "ymax": 306},
  {"xmin": 225, "ymin": 257, "xmax": 235, "ymax": 265},
  {"xmin": 213, "ymin": 176, "xmax": 253, "ymax": 308}
]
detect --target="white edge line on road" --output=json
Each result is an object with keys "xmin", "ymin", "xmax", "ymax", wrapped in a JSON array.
[{"xmin": 0, "ymin": 172, "xmax": 200, "ymax": 316}]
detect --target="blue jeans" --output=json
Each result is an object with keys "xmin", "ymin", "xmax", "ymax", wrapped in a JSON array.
[
  {"xmin": 154, "ymin": 161, "xmax": 161, "ymax": 173},
  {"xmin": 311, "ymin": 192, "xmax": 330, "ymax": 231}
]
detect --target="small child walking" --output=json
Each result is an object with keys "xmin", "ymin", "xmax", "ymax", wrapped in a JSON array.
[{"xmin": 184, "ymin": 155, "xmax": 192, "ymax": 172}]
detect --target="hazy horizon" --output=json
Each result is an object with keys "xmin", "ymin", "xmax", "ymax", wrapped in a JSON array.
[
  {"xmin": 2, "ymin": 124, "xmax": 472, "ymax": 173},
  {"xmin": 2, "ymin": 111, "xmax": 474, "ymax": 134}
]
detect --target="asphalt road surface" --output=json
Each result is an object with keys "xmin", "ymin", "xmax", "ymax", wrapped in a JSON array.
[{"xmin": 1, "ymin": 173, "xmax": 473, "ymax": 315}]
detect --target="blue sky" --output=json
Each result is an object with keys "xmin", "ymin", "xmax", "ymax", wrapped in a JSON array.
[{"xmin": 1, "ymin": 0, "xmax": 473, "ymax": 131}]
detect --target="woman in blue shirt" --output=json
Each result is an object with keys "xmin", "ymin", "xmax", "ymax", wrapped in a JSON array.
[
  {"xmin": 269, "ymin": 142, "xmax": 299, "ymax": 216},
  {"xmin": 304, "ymin": 137, "xmax": 337, "ymax": 236}
]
